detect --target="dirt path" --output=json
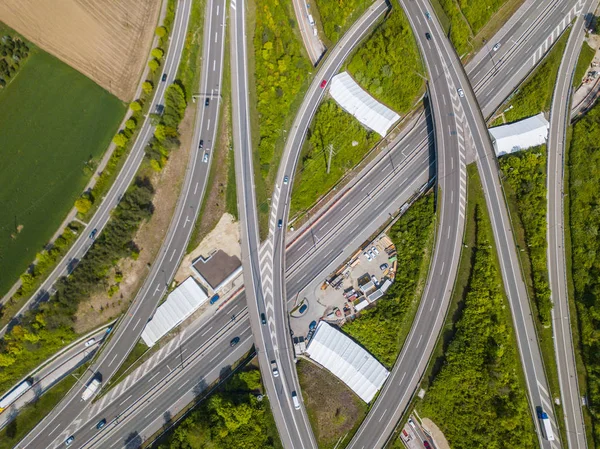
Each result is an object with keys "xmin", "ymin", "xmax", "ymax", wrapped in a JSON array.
[{"xmin": 0, "ymin": 0, "xmax": 161, "ymax": 100}]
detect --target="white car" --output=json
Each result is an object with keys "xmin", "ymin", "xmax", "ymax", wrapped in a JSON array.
[
  {"xmin": 371, "ymin": 246, "xmax": 379, "ymax": 256},
  {"xmin": 365, "ymin": 251, "xmax": 373, "ymax": 262},
  {"xmin": 203, "ymin": 153, "xmax": 209, "ymax": 163},
  {"xmin": 492, "ymin": 42, "xmax": 501, "ymax": 52},
  {"xmin": 84, "ymin": 338, "xmax": 96, "ymax": 348},
  {"xmin": 283, "ymin": 175, "xmax": 289, "ymax": 185},
  {"xmin": 457, "ymin": 88, "xmax": 465, "ymax": 98}
]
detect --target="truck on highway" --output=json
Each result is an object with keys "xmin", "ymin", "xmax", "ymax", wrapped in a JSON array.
[
  {"xmin": 0, "ymin": 379, "xmax": 32, "ymax": 412},
  {"xmin": 538, "ymin": 409, "xmax": 555, "ymax": 441},
  {"xmin": 82, "ymin": 377, "xmax": 101, "ymax": 401}
]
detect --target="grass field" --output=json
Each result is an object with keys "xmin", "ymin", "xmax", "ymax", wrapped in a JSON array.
[
  {"xmin": 573, "ymin": 41, "xmax": 596, "ymax": 88},
  {"xmin": 0, "ymin": 49, "xmax": 125, "ymax": 297}
]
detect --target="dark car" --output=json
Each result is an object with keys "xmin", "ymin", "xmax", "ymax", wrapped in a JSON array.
[
  {"xmin": 230, "ymin": 337, "xmax": 240, "ymax": 347},
  {"xmin": 89, "ymin": 228, "xmax": 98, "ymax": 239},
  {"xmin": 162, "ymin": 73, "xmax": 167, "ymax": 82},
  {"xmin": 96, "ymin": 418, "xmax": 106, "ymax": 430},
  {"xmin": 278, "ymin": 219, "xmax": 283, "ymax": 228},
  {"xmin": 299, "ymin": 304, "xmax": 308, "ymax": 314},
  {"xmin": 309, "ymin": 320, "xmax": 317, "ymax": 330},
  {"xmin": 261, "ymin": 313, "xmax": 267, "ymax": 325},
  {"xmin": 425, "ymin": 32, "xmax": 432, "ymax": 40},
  {"xmin": 205, "ymin": 97, "xmax": 210, "ymax": 107},
  {"xmin": 380, "ymin": 263, "xmax": 389, "ymax": 271},
  {"xmin": 199, "ymin": 139, "xmax": 204, "ymax": 149}
]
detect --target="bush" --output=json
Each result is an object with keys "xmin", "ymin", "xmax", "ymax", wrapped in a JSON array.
[
  {"xmin": 346, "ymin": 7, "xmax": 424, "ymax": 114},
  {"xmin": 112, "ymin": 132, "xmax": 129, "ymax": 147},
  {"xmin": 148, "ymin": 58, "xmax": 160, "ymax": 72},
  {"xmin": 343, "ymin": 195, "xmax": 435, "ymax": 367},
  {"xmin": 142, "ymin": 81, "xmax": 154, "ymax": 94},
  {"xmin": 419, "ymin": 203, "xmax": 536, "ymax": 448},
  {"xmin": 74, "ymin": 195, "xmax": 92, "ymax": 214},
  {"xmin": 314, "ymin": 0, "xmax": 369, "ymax": 44},
  {"xmin": 125, "ymin": 118, "xmax": 137, "ymax": 130},
  {"xmin": 130, "ymin": 100, "xmax": 142, "ymax": 112},
  {"xmin": 155, "ymin": 26, "xmax": 167, "ymax": 38},
  {"xmin": 151, "ymin": 47, "xmax": 164, "ymax": 60}
]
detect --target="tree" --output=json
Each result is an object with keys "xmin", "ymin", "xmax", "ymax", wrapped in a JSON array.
[
  {"xmin": 125, "ymin": 118, "xmax": 137, "ymax": 130},
  {"xmin": 151, "ymin": 47, "xmax": 164, "ymax": 60},
  {"xmin": 113, "ymin": 132, "xmax": 129, "ymax": 147},
  {"xmin": 142, "ymin": 81, "xmax": 154, "ymax": 94},
  {"xmin": 75, "ymin": 196, "xmax": 92, "ymax": 214},
  {"xmin": 155, "ymin": 26, "xmax": 167, "ymax": 38},
  {"xmin": 148, "ymin": 58, "xmax": 160, "ymax": 72},
  {"xmin": 130, "ymin": 100, "xmax": 142, "ymax": 112}
]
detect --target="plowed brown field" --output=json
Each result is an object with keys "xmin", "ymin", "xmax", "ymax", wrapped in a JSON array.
[{"xmin": 0, "ymin": 0, "xmax": 161, "ymax": 101}]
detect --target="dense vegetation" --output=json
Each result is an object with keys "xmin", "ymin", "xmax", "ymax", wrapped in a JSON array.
[
  {"xmin": 0, "ymin": 34, "xmax": 29, "ymax": 87},
  {"xmin": 573, "ymin": 41, "xmax": 596, "ymax": 88},
  {"xmin": 435, "ymin": 0, "xmax": 507, "ymax": 55},
  {"xmin": 156, "ymin": 367, "xmax": 282, "ymax": 449},
  {"xmin": 568, "ymin": 102, "xmax": 600, "ymax": 441},
  {"xmin": 0, "ymin": 47, "xmax": 125, "ymax": 297},
  {"xmin": 346, "ymin": 7, "xmax": 423, "ymax": 114},
  {"xmin": 291, "ymin": 100, "xmax": 379, "ymax": 214},
  {"xmin": 499, "ymin": 146, "xmax": 551, "ymax": 324},
  {"xmin": 343, "ymin": 194, "xmax": 435, "ymax": 367},
  {"xmin": 501, "ymin": 30, "xmax": 569, "ymax": 123},
  {"xmin": 314, "ymin": 0, "xmax": 368, "ymax": 44},
  {"xmin": 420, "ymin": 196, "xmax": 536, "ymax": 448},
  {"xmin": 0, "ymin": 178, "xmax": 155, "ymax": 393},
  {"xmin": 253, "ymin": 0, "xmax": 311, "ymax": 181}
]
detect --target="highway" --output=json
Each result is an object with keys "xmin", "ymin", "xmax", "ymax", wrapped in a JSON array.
[
  {"xmin": 0, "ymin": 0, "xmax": 192, "ymax": 338},
  {"xmin": 547, "ymin": 1, "xmax": 595, "ymax": 447},
  {"xmin": 16, "ymin": 0, "xmax": 228, "ymax": 445}
]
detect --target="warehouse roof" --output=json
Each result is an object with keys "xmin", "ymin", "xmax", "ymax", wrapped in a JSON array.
[
  {"xmin": 489, "ymin": 113, "xmax": 549, "ymax": 156},
  {"xmin": 141, "ymin": 277, "xmax": 208, "ymax": 347},
  {"xmin": 329, "ymin": 72, "xmax": 400, "ymax": 136},
  {"xmin": 306, "ymin": 321, "xmax": 389, "ymax": 402}
]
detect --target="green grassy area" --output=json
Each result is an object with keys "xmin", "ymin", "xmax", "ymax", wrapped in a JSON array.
[
  {"xmin": 290, "ymin": 100, "xmax": 379, "ymax": 214},
  {"xmin": 567, "ymin": 99, "xmax": 600, "ymax": 444},
  {"xmin": 0, "ymin": 48, "xmax": 125, "ymax": 297},
  {"xmin": 416, "ymin": 164, "xmax": 537, "ymax": 449},
  {"xmin": 176, "ymin": 0, "xmax": 206, "ymax": 99},
  {"xmin": 297, "ymin": 359, "xmax": 368, "ymax": 449},
  {"xmin": 346, "ymin": 7, "xmax": 424, "ymax": 114},
  {"xmin": 343, "ymin": 194, "xmax": 435, "ymax": 368},
  {"xmin": 0, "ymin": 364, "xmax": 86, "ymax": 449},
  {"xmin": 573, "ymin": 40, "xmax": 596, "ymax": 88},
  {"xmin": 498, "ymin": 28, "xmax": 570, "ymax": 123},
  {"xmin": 313, "ymin": 0, "xmax": 370, "ymax": 45},
  {"xmin": 153, "ymin": 367, "xmax": 282, "ymax": 449}
]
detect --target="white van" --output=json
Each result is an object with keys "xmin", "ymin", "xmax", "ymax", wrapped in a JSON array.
[{"xmin": 291, "ymin": 391, "xmax": 300, "ymax": 410}]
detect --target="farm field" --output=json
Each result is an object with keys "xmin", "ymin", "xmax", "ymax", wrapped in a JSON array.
[
  {"xmin": 0, "ymin": 49, "xmax": 125, "ymax": 297},
  {"xmin": 0, "ymin": 0, "xmax": 161, "ymax": 100}
]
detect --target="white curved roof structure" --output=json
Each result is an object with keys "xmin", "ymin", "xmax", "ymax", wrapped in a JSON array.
[
  {"xmin": 305, "ymin": 321, "xmax": 389, "ymax": 403},
  {"xmin": 141, "ymin": 277, "xmax": 208, "ymax": 346},
  {"xmin": 329, "ymin": 72, "xmax": 400, "ymax": 136},
  {"xmin": 489, "ymin": 112, "xmax": 549, "ymax": 156}
]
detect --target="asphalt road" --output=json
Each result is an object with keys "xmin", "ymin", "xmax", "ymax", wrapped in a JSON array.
[
  {"xmin": 547, "ymin": 2, "xmax": 596, "ymax": 447},
  {"xmin": 290, "ymin": 0, "xmax": 325, "ymax": 64},
  {"xmin": 0, "ymin": 0, "xmax": 192, "ymax": 338},
  {"xmin": 17, "ymin": 0, "xmax": 228, "ymax": 445}
]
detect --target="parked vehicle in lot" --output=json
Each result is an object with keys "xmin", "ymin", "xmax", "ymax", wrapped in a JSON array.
[
  {"xmin": 365, "ymin": 251, "xmax": 373, "ymax": 262},
  {"xmin": 271, "ymin": 360, "xmax": 279, "ymax": 377},
  {"xmin": 380, "ymin": 263, "xmax": 389, "ymax": 271},
  {"xmin": 96, "ymin": 418, "xmax": 106, "ymax": 430},
  {"xmin": 209, "ymin": 294, "xmax": 220, "ymax": 304},
  {"xmin": 320, "ymin": 79, "xmax": 327, "ymax": 88},
  {"xmin": 82, "ymin": 377, "xmax": 101, "ymax": 401},
  {"xmin": 371, "ymin": 246, "xmax": 379, "ymax": 255},
  {"xmin": 309, "ymin": 320, "xmax": 317, "ymax": 330},
  {"xmin": 230, "ymin": 337, "xmax": 240, "ymax": 347},
  {"xmin": 84, "ymin": 338, "xmax": 96, "ymax": 348},
  {"xmin": 291, "ymin": 391, "xmax": 300, "ymax": 410},
  {"xmin": 299, "ymin": 304, "xmax": 308, "ymax": 314}
]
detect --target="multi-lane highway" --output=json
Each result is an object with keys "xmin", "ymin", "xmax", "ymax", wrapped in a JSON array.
[
  {"xmin": 17, "ymin": 0, "xmax": 228, "ymax": 445},
  {"xmin": 0, "ymin": 0, "xmax": 193, "ymax": 338},
  {"xmin": 547, "ymin": 1, "xmax": 595, "ymax": 447}
]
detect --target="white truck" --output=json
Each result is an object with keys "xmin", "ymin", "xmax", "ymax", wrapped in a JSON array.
[
  {"xmin": 539, "ymin": 410, "xmax": 555, "ymax": 441},
  {"xmin": 81, "ymin": 378, "xmax": 101, "ymax": 401},
  {"xmin": 307, "ymin": 14, "xmax": 315, "ymax": 27}
]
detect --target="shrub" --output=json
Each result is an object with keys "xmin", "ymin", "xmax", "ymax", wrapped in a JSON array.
[
  {"xmin": 155, "ymin": 26, "xmax": 167, "ymax": 38},
  {"xmin": 74, "ymin": 196, "xmax": 92, "ymax": 214},
  {"xmin": 142, "ymin": 81, "xmax": 154, "ymax": 94},
  {"xmin": 148, "ymin": 58, "xmax": 160, "ymax": 72},
  {"xmin": 130, "ymin": 100, "xmax": 142, "ymax": 112},
  {"xmin": 112, "ymin": 132, "xmax": 129, "ymax": 147},
  {"xmin": 151, "ymin": 47, "xmax": 164, "ymax": 60}
]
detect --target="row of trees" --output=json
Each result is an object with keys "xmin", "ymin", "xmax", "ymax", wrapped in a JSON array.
[
  {"xmin": 568, "ymin": 102, "xmax": 600, "ymax": 442},
  {"xmin": 0, "ymin": 35, "xmax": 30, "ymax": 88},
  {"xmin": 420, "ymin": 203, "xmax": 536, "ymax": 448},
  {"xmin": 499, "ymin": 146, "xmax": 552, "ymax": 324},
  {"xmin": 253, "ymin": 0, "xmax": 311, "ymax": 180},
  {"xmin": 0, "ymin": 178, "xmax": 155, "ymax": 393},
  {"xmin": 157, "ymin": 368, "xmax": 282, "ymax": 449},
  {"xmin": 346, "ymin": 8, "xmax": 424, "ymax": 115},
  {"xmin": 343, "ymin": 194, "xmax": 435, "ymax": 367}
]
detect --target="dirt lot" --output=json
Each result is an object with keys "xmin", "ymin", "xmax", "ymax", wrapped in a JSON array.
[
  {"xmin": 297, "ymin": 359, "xmax": 367, "ymax": 449},
  {"xmin": 0, "ymin": 0, "xmax": 161, "ymax": 100},
  {"xmin": 73, "ymin": 105, "xmax": 195, "ymax": 333}
]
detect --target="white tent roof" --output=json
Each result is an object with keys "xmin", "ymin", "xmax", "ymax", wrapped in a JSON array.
[
  {"xmin": 489, "ymin": 113, "xmax": 549, "ymax": 156},
  {"xmin": 305, "ymin": 321, "xmax": 389, "ymax": 402},
  {"xmin": 329, "ymin": 72, "xmax": 400, "ymax": 136},
  {"xmin": 141, "ymin": 277, "xmax": 208, "ymax": 347}
]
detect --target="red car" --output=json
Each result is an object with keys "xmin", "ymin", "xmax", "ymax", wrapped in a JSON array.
[
  {"xmin": 320, "ymin": 79, "xmax": 327, "ymax": 88},
  {"xmin": 423, "ymin": 441, "xmax": 432, "ymax": 449}
]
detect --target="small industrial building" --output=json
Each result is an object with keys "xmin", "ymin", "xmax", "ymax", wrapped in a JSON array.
[
  {"xmin": 141, "ymin": 277, "xmax": 208, "ymax": 347},
  {"xmin": 191, "ymin": 249, "xmax": 242, "ymax": 292},
  {"xmin": 488, "ymin": 113, "xmax": 549, "ymax": 156},
  {"xmin": 305, "ymin": 321, "xmax": 389, "ymax": 403},
  {"xmin": 329, "ymin": 72, "xmax": 400, "ymax": 136}
]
